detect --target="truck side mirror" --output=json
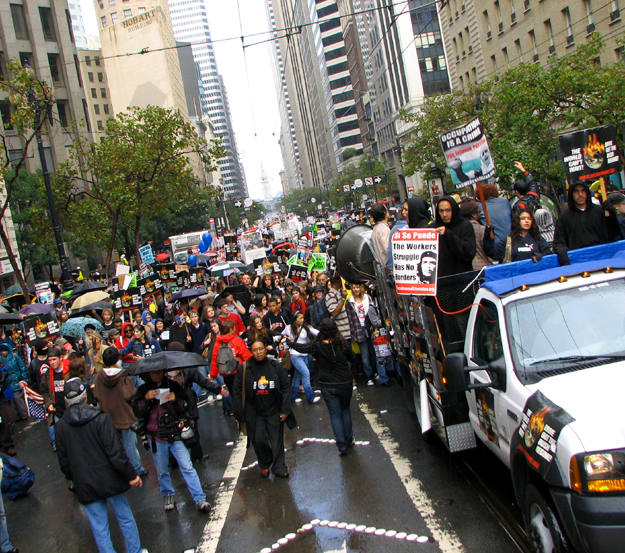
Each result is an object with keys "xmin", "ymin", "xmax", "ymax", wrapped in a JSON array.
[
  {"xmin": 487, "ymin": 357, "xmax": 507, "ymax": 392},
  {"xmin": 444, "ymin": 353, "xmax": 470, "ymax": 392}
]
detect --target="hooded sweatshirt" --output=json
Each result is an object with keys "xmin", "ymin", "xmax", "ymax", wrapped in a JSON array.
[
  {"xmin": 115, "ymin": 322, "xmax": 135, "ymax": 364},
  {"xmin": 210, "ymin": 333, "xmax": 252, "ymax": 379},
  {"xmin": 552, "ymin": 182, "xmax": 619, "ymax": 265},
  {"xmin": 430, "ymin": 196, "xmax": 476, "ymax": 277},
  {"xmin": 387, "ymin": 199, "xmax": 431, "ymax": 267},
  {"xmin": 93, "ymin": 367, "xmax": 137, "ymax": 429},
  {"xmin": 55, "ymin": 404, "xmax": 136, "ymax": 505},
  {"xmin": 0, "ymin": 342, "xmax": 28, "ymax": 392}
]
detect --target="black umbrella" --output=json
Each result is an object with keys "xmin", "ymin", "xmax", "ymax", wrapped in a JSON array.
[
  {"xmin": 168, "ymin": 286, "xmax": 208, "ymax": 304},
  {"xmin": 69, "ymin": 281, "xmax": 108, "ymax": 301},
  {"xmin": 2, "ymin": 293, "xmax": 30, "ymax": 308},
  {"xmin": 129, "ymin": 351, "xmax": 208, "ymax": 375},
  {"xmin": 0, "ymin": 313, "xmax": 24, "ymax": 325},
  {"xmin": 19, "ymin": 303, "xmax": 56, "ymax": 317},
  {"xmin": 69, "ymin": 301, "xmax": 114, "ymax": 318}
]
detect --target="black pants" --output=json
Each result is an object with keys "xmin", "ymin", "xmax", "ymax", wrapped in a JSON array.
[
  {"xmin": 0, "ymin": 400, "xmax": 14, "ymax": 449},
  {"xmin": 249, "ymin": 412, "xmax": 286, "ymax": 474}
]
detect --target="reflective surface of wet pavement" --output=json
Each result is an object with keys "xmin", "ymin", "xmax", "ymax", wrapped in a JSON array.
[{"xmin": 5, "ymin": 383, "xmax": 521, "ymax": 553}]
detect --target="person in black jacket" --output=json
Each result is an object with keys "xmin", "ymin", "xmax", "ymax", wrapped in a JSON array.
[
  {"xmin": 288, "ymin": 318, "xmax": 355, "ymax": 456},
  {"xmin": 505, "ymin": 209, "xmax": 552, "ymax": 263},
  {"xmin": 55, "ymin": 378, "xmax": 146, "ymax": 553},
  {"xmin": 233, "ymin": 340, "xmax": 291, "ymax": 479},
  {"xmin": 553, "ymin": 182, "xmax": 620, "ymax": 265},
  {"xmin": 133, "ymin": 370, "xmax": 210, "ymax": 513},
  {"xmin": 430, "ymin": 196, "xmax": 476, "ymax": 277}
]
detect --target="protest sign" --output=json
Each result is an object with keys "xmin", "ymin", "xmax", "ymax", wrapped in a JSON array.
[
  {"xmin": 35, "ymin": 282, "xmax": 53, "ymax": 305},
  {"xmin": 558, "ymin": 125, "xmax": 622, "ymax": 184},
  {"xmin": 176, "ymin": 270, "xmax": 190, "ymax": 289},
  {"xmin": 391, "ymin": 229, "xmax": 439, "ymax": 296},
  {"xmin": 114, "ymin": 287, "xmax": 142, "ymax": 312},
  {"xmin": 24, "ymin": 314, "xmax": 59, "ymax": 343},
  {"xmin": 189, "ymin": 267, "xmax": 205, "ymax": 287},
  {"xmin": 287, "ymin": 264, "xmax": 308, "ymax": 284},
  {"xmin": 307, "ymin": 253, "xmax": 327, "ymax": 273},
  {"xmin": 137, "ymin": 274, "xmax": 162, "ymax": 298},
  {"xmin": 440, "ymin": 117, "xmax": 496, "ymax": 189},
  {"xmin": 154, "ymin": 263, "xmax": 177, "ymax": 283},
  {"xmin": 115, "ymin": 263, "xmax": 130, "ymax": 277},
  {"xmin": 138, "ymin": 244, "xmax": 155, "ymax": 265}
]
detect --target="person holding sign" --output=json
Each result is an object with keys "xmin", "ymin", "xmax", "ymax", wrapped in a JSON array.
[{"xmin": 430, "ymin": 197, "xmax": 476, "ymax": 277}]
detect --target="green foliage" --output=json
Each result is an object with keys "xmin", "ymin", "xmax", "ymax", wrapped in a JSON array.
[
  {"xmin": 280, "ymin": 188, "xmax": 321, "ymax": 217},
  {"xmin": 6, "ymin": 169, "xmax": 58, "ymax": 278},
  {"xmin": 53, "ymin": 105, "xmax": 225, "ymax": 272},
  {"xmin": 400, "ymin": 34, "xmax": 625, "ymax": 191},
  {"xmin": 329, "ymin": 154, "xmax": 392, "ymax": 208}
]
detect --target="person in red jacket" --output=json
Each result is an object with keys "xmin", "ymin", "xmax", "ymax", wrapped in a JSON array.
[
  {"xmin": 210, "ymin": 318, "xmax": 251, "ymax": 415},
  {"xmin": 115, "ymin": 322, "xmax": 135, "ymax": 369},
  {"xmin": 216, "ymin": 299, "xmax": 245, "ymax": 336}
]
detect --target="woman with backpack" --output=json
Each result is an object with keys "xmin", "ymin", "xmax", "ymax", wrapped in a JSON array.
[
  {"xmin": 281, "ymin": 312, "xmax": 320, "ymax": 405},
  {"xmin": 209, "ymin": 318, "xmax": 252, "ymax": 417}
]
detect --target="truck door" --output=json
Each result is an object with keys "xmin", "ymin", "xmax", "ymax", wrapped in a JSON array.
[{"xmin": 468, "ymin": 299, "xmax": 514, "ymax": 465}]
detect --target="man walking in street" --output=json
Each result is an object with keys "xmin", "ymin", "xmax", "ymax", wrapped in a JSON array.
[
  {"xmin": 325, "ymin": 276, "xmax": 352, "ymax": 343},
  {"xmin": 55, "ymin": 378, "xmax": 147, "ymax": 553}
]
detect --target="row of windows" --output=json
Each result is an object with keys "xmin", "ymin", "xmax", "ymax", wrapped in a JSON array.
[
  {"xmin": 11, "ymin": 5, "xmax": 57, "ymax": 42},
  {"xmin": 93, "ymin": 104, "xmax": 111, "ymax": 115},
  {"xmin": 91, "ymin": 88, "xmax": 108, "ymax": 99},
  {"xmin": 88, "ymin": 72, "xmax": 105, "ymax": 83},
  {"xmin": 97, "ymin": 0, "xmax": 131, "ymax": 8},
  {"xmin": 101, "ymin": 7, "xmax": 146, "ymax": 27}
]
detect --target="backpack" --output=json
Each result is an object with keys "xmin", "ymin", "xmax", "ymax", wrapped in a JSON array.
[
  {"xmin": 1, "ymin": 453, "xmax": 34, "ymax": 499},
  {"xmin": 313, "ymin": 299, "xmax": 330, "ymax": 326},
  {"xmin": 216, "ymin": 342, "xmax": 238, "ymax": 376}
]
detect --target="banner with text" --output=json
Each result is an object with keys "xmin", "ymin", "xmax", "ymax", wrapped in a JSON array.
[
  {"xmin": 391, "ymin": 229, "xmax": 438, "ymax": 296},
  {"xmin": 440, "ymin": 117, "xmax": 496, "ymax": 189}
]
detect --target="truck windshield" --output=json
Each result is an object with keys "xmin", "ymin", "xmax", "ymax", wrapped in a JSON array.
[{"xmin": 505, "ymin": 278, "xmax": 625, "ymax": 383}]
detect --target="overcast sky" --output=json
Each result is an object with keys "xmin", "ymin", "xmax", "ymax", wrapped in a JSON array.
[{"xmin": 79, "ymin": 0, "xmax": 284, "ymax": 200}]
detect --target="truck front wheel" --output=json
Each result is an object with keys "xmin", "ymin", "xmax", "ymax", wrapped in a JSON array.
[{"xmin": 524, "ymin": 485, "xmax": 571, "ymax": 553}]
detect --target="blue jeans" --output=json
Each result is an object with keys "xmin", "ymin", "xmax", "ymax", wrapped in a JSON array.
[
  {"xmin": 359, "ymin": 338, "xmax": 383, "ymax": 382},
  {"xmin": 82, "ymin": 493, "xmax": 142, "ymax": 553},
  {"xmin": 375, "ymin": 354, "xmax": 390, "ymax": 384},
  {"xmin": 320, "ymin": 387, "xmax": 353, "ymax": 452},
  {"xmin": 0, "ymin": 491, "xmax": 14, "ymax": 552},
  {"xmin": 118, "ymin": 429, "xmax": 144, "ymax": 475},
  {"xmin": 291, "ymin": 355, "xmax": 315, "ymax": 403},
  {"xmin": 152, "ymin": 439, "xmax": 206, "ymax": 503},
  {"xmin": 48, "ymin": 414, "xmax": 60, "ymax": 447},
  {"xmin": 217, "ymin": 374, "xmax": 234, "ymax": 414}
]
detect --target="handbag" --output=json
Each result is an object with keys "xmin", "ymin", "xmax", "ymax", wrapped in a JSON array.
[
  {"xmin": 280, "ymin": 348, "xmax": 292, "ymax": 370},
  {"xmin": 201, "ymin": 344, "xmax": 211, "ymax": 358}
]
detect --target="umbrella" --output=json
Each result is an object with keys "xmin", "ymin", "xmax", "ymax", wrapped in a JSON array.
[
  {"xmin": 19, "ymin": 303, "xmax": 57, "ymax": 317},
  {"xmin": 168, "ymin": 286, "xmax": 208, "ymax": 304},
  {"xmin": 2, "ymin": 293, "xmax": 30, "ymax": 308},
  {"xmin": 0, "ymin": 312, "xmax": 23, "ymax": 325},
  {"xmin": 207, "ymin": 261, "xmax": 246, "ymax": 278},
  {"xmin": 4, "ymin": 284, "xmax": 23, "ymax": 296},
  {"xmin": 71, "ymin": 290, "xmax": 111, "ymax": 310},
  {"xmin": 129, "ymin": 351, "xmax": 208, "ymax": 375},
  {"xmin": 69, "ymin": 301, "xmax": 114, "ymax": 318},
  {"xmin": 60, "ymin": 317, "xmax": 103, "ymax": 339},
  {"xmin": 156, "ymin": 253, "xmax": 170, "ymax": 261},
  {"xmin": 69, "ymin": 281, "xmax": 107, "ymax": 301}
]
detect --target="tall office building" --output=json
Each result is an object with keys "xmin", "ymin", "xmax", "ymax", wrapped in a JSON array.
[
  {"xmin": 0, "ymin": 0, "xmax": 90, "ymax": 289},
  {"xmin": 168, "ymin": 0, "xmax": 247, "ymax": 199},
  {"xmin": 67, "ymin": 1, "xmax": 89, "ymax": 49},
  {"xmin": 267, "ymin": 0, "xmax": 363, "ymax": 191},
  {"xmin": 440, "ymin": 0, "xmax": 625, "ymax": 90}
]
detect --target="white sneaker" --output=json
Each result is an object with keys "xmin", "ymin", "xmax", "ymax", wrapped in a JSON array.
[
  {"xmin": 367, "ymin": 380, "xmax": 374, "ymax": 387},
  {"xmin": 311, "ymin": 397, "xmax": 321, "ymax": 404},
  {"xmin": 374, "ymin": 375, "xmax": 380, "ymax": 380},
  {"xmin": 294, "ymin": 398, "xmax": 302, "ymax": 403},
  {"xmin": 215, "ymin": 394, "xmax": 223, "ymax": 401},
  {"xmin": 352, "ymin": 385, "xmax": 358, "ymax": 391}
]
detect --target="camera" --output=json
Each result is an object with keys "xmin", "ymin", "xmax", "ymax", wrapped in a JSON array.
[{"xmin": 157, "ymin": 412, "xmax": 172, "ymax": 428}]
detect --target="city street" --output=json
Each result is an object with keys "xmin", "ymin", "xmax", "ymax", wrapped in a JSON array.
[{"xmin": 5, "ymin": 379, "xmax": 523, "ymax": 553}]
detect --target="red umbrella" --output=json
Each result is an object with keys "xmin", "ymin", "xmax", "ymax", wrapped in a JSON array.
[{"xmin": 156, "ymin": 253, "xmax": 170, "ymax": 261}]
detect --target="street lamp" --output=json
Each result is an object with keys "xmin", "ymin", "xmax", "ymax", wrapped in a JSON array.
[{"xmin": 26, "ymin": 66, "xmax": 73, "ymax": 290}]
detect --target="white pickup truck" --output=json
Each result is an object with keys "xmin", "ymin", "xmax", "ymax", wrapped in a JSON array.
[{"xmin": 336, "ymin": 227, "xmax": 625, "ymax": 553}]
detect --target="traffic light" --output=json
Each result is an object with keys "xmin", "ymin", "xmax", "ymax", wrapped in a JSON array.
[{"xmin": 335, "ymin": 187, "xmax": 340, "ymax": 193}]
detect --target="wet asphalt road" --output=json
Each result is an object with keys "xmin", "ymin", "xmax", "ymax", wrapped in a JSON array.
[{"xmin": 5, "ymin": 379, "xmax": 521, "ymax": 553}]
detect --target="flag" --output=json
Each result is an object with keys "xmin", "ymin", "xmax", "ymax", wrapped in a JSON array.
[{"xmin": 22, "ymin": 384, "xmax": 46, "ymax": 420}]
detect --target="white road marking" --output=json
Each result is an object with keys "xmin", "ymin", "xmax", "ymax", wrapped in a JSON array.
[
  {"xmin": 357, "ymin": 398, "xmax": 466, "ymax": 553},
  {"xmin": 195, "ymin": 436, "xmax": 248, "ymax": 553}
]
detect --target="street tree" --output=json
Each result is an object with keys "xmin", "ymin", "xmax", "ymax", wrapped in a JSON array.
[
  {"xmin": 53, "ymin": 105, "xmax": 224, "ymax": 275},
  {"xmin": 0, "ymin": 59, "xmax": 56, "ymax": 298},
  {"xmin": 400, "ymin": 34, "xmax": 625, "ymax": 192}
]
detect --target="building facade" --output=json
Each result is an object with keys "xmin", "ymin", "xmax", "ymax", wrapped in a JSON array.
[
  {"xmin": 168, "ymin": 0, "xmax": 247, "ymax": 199},
  {"xmin": 67, "ymin": 1, "xmax": 89, "ymax": 49},
  {"xmin": 441, "ymin": 0, "xmax": 625, "ymax": 90},
  {"xmin": 76, "ymin": 49, "xmax": 113, "ymax": 137}
]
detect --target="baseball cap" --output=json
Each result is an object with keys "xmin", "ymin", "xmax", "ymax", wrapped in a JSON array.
[
  {"xmin": 64, "ymin": 378, "xmax": 86, "ymax": 400},
  {"xmin": 32, "ymin": 339, "xmax": 49, "ymax": 355},
  {"xmin": 607, "ymin": 192, "xmax": 625, "ymax": 206},
  {"xmin": 47, "ymin": 347, "xmax": 62, "ymax": 358},
  {"xmin": 313, "ymin": 285, "xmax": 325, "ymax": 294}
]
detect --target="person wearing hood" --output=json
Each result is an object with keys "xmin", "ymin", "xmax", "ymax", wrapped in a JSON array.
[
  {"xmin": 387, "ymin": 198, "xmax": 431, "ymax": 267},
  {"xmin": 115, "ymin": 322, "xmax": 136, "ymax": 369},
  {"xmin": 210, "ymin": 318, "xmax": 252, "ymax": 416},
  {"xmin": 0, "ymin": 342, "xmax": 28, "ymax": 422},
  {"xmin": 232, "ymin": 340, "xmax": 291, "ymax": 478},
  {"xmin": 430, "ymin": 196, "xmax": 476, "ymax": 277},
  {"xmin": 93, "ymin": 347, "xmax": 147, "ymax": 478},
  {"xmin": 119, "ymin": 324, "xmax": 162, "ymax": 360},
  {"xmin": 55, "ymin": 378, "xmax": 147, "ymax": 553},
  {"xmin": 553, "ymin": 182, "xmax": 620, "ymax": 265}
]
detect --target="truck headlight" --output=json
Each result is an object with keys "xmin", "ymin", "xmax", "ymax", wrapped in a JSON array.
[{"xmin": 570, "ymin": 450, "xmax": 625, "ymax": 493}]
